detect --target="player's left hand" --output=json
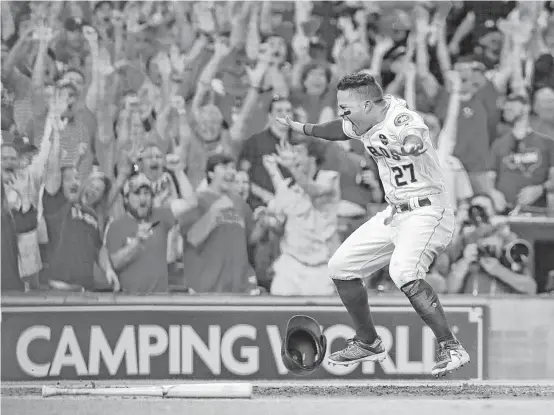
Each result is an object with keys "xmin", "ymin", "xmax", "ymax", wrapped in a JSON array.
[
  {"xmin": 400, "ymin": 137, "xmax": 427, "ymax": 156},
  {"xmin": 517, "ymin": 184, "xmax": 544, "ymax": 206},
  {"xmin": 276, "ymin": 115, "xmax": 305, "ymax": 135}
]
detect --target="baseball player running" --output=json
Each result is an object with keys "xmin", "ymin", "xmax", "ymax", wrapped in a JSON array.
[{"xmin": 277, "ymin": 72, "xmax": 469, "ymax": 377}]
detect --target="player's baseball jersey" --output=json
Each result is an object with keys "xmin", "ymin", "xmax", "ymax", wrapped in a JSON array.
[{"xmin": 343, "ymin": 95, "xmax": 446, "ymax": 204}]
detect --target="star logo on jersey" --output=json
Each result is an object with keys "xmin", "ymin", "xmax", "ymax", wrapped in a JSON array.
[
  {"xmin": 394, "ymin": 113, "xmax": 412, "ymax": 127},
  {"xmin": 502, "ymin": 148, "xmax": 542, "ymax": 177}
]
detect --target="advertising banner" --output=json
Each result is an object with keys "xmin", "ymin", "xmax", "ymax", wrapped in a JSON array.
[{"xmin": 1, "ymin": 304, "xmax": 486, "ymax": 381}]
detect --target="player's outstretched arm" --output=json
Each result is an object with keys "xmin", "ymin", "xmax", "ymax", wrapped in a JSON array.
[{"xmin": 276, "ymin": 116, "xmax": 350, "ymax": 141}]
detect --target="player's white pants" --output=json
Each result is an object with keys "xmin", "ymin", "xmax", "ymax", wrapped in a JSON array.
[{"xmin": 328, "ymin": 194, "xmax": 455, "ymax": 288}]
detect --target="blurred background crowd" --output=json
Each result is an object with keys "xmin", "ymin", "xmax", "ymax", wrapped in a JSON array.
[{"xmin": 2, "ymin": 0, "xmax": 554, "ymax": 297}]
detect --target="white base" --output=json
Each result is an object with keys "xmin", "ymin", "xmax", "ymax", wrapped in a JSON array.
[{"xmin": 41, "ymin": 383, "xmax": 253, "ymax": 399}]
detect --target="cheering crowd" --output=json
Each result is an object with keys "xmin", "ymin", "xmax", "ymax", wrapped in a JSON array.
[{"xmin": 2, "ymin": 1, "xmax": 554, "ymax": 296}]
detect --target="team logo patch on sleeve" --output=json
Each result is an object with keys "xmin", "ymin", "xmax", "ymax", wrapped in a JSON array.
[{"xmin": 394, "ymin": 113, "xmax": 412, "ymax": 127}]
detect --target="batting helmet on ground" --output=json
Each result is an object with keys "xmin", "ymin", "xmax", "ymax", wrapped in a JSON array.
[{"xmin": 281, "ymin": 315, "xmax": 327, "ymax": 375}]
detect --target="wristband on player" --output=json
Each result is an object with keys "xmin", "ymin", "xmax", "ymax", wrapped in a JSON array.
[{"xmin": 303, "ymin": 123, "xmax": 315, "ymax": 136}]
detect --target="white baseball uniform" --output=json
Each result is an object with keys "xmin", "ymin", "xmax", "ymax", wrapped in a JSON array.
[{"xmin": 328, "ymin": 95, "xmax": 455, "ymax": 288}]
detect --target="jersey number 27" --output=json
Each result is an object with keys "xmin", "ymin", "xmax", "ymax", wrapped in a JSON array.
[{"xmin": 391, "ymin": 163, "xmax": 417, "ymax": 187}]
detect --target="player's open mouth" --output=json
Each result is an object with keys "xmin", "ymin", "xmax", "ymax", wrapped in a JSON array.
[{"xmin": 346, "ymin": 117, "xmax": 358, "ymax": 130}]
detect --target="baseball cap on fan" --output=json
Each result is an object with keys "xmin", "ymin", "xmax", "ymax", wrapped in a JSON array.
[
  {"xmin": 123, "ymin": 173, "xmax": 153, "ymax": 196},
  {"xmin": 206, "ymin": 153, "xmax": 236, "ymax": 175},
  {"xmin": 64, "ymin": 17, "xmax": 86, "ymax": 32}
]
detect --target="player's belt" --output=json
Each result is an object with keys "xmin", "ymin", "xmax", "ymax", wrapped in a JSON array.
[{"xmin": 396, "ymin": 197, "xmax": 431, "ymax": 213}]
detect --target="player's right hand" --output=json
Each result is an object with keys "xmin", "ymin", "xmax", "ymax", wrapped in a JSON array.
[{"xmin": 276, "ymin": 115, "xmax": 305, "ymax": 135}]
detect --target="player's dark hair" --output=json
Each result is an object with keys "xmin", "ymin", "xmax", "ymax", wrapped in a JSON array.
[{"xmin": 337, "ymin": 72, "xmax": 384, "ymax": 103}]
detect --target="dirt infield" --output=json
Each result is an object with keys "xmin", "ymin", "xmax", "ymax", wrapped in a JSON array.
[
  {"xmin": 3, "ymin": 381, "xmax": 554, "ymax": 415},
  {"xmin": 256, "ymin": 383, "xmax": 554, "ymax": 398}
]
